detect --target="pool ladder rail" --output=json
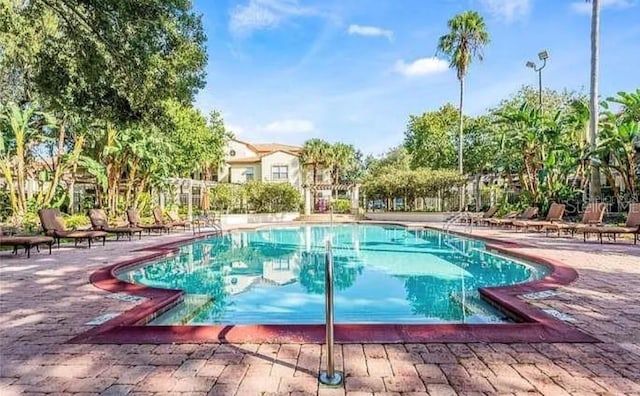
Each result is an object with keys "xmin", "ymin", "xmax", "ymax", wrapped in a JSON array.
[
  {"xmin": 319, "ymin": 239, "xmax": 343, "ymax": 386},
  {"xmin": 443, "ymin": 211, "xmax": 474, "ymax": 234}
]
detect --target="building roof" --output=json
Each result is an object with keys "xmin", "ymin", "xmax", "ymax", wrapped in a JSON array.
[
  {"xmin": 251, "ymin": 143, "xmax": 302, "ymax": 153},
  {"xmin": 230, "ymin": 138, "xmax": 302, "ymax": 154},
  {"xmin": 227, "ymin": 149, "xmax": 300, "ymax": 164}
]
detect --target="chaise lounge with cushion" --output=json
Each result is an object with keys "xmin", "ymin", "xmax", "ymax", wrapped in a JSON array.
[
  {"xmin": 0, "ymin": 228, "xmax": 54, "ymax": 258},
  {"xmin": 576, "ymin": 203, "xmax": 640, "ymax": 244},
  {"xmin": 489, "ymin": 207, "xmax": 539, "ymax": 228},
  {"xmin": 127, "ymin": 208, "xmax": 171, "ymax": 234},
  {"xmin": 513, "ymin": 203, "xmax": 566, "ymax": 232},
  {"xmin": 543, "ymin": 202, "xmax": 606, "ymax": 238},
  {"xmin": 38, "ymin": 208, "xmax": 107, "ymax": 248},
  {"xmin": 166, "ymin": 210, "xmax": 190, "ymax": 231},
  {"xmin": 88, "ymin": 209, "xmax": 143, "ymax": 241}
]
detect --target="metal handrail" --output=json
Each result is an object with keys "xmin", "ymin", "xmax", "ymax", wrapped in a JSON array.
[{"xmin": 318, "ymin": 239, "xmax": 343, "ymax": 386}]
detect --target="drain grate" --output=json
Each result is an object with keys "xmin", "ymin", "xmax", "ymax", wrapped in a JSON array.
[
  {"xmin": 522, "ymin": 290, "xmax": 558, "ymax": 300},
  {"xmin": 542, "ymin": 309, "xmax": 576, "ymax": 322},
  {"xmin": 85, "ymin": 313, "xmax": 120, "ymax": 325},
  {"xmin": 106, "ymin": 293, "xmax": 147, "ymax": 303}
]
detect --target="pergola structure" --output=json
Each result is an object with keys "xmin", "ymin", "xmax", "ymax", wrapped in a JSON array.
[{"xmin": 302, "ymin": 183, "xmax": 360, "ymax": 215}]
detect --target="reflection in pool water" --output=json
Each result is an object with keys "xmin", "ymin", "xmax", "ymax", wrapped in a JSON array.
[{"xmin": 117, "ymin": 224, "xmax": 549, "ymax": 325}]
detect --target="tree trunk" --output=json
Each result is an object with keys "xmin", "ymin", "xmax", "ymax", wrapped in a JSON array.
[
  {"xmin": 16, "ymin": 132, "xmax": 27, "ymax": 216},
  {"xmin": 458, "ymin": 77, "xmax": 465, "ymax": 211},
  {"xmin": 43, "ymin": 121, "xmax": 70, "ymax": 207},
  {"xmin": 589, "ymin": 0, "xmax": 602, "ymax": 200},
  {"xmin": 0, "ymin": 164, "xmax": 20, "ymax": 220}
]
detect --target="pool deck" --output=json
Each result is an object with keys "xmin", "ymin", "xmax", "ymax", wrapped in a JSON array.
[{"xmin": 1, "ymin": 222, "xmax": 640, "ymax": 395}]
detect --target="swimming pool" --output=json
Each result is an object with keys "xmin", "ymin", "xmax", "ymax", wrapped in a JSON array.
[{"xmin": 116, "ymin": 224, "xmax": 550, "ymax": 325}]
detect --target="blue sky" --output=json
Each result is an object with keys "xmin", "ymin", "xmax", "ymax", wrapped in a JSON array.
[{"xmin": 193, "ymin": 0, "xmax": 640, "ymax": 155}]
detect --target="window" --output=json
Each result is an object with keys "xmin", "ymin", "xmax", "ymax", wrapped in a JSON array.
[
  {"xmin": 245, "ymin": 167, "xmax": 254, "ymax": 181},
  {"xmin": 229, "ymin": 149, "xmax": 236, "ymax": 157},
  {"xmin": 271, "ymin": 165, "xmax": 288, "ymax": 180}
]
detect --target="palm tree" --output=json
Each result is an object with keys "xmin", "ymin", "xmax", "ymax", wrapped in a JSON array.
[
  {"xmin": 437, "ymin": 11, "xmax": 489, "ymax": 209},
  {"xmin": 301, "ymin": 138, "xmax": 331, "ymax": 207},
  {"xmin": 588, "ymin": 0, "xmax": 602, "ymax": 199},
  {"xmin": 328, "ymin": 143, "xmax": 356, "ymax": 198}
]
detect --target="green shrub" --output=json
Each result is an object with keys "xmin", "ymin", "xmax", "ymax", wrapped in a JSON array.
[
  {"xmin": 243, "ymin": 181, "xmax": 301, "ymax": 213},
  {"xmin": 209, "ymin": 184, "xmax": 242, "ymax": 213},
  {"xmin": 63, "ymin": 214, "xmax": 91, "ymax": 229},
  {"xmin": 331, "ymin": 199, "xmax": 351, "ymax": 214}
]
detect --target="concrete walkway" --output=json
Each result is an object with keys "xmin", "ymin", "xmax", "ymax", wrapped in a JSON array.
[{"xmin": 1, "ymin": 224, "xmax": 639, "ymax": 395}]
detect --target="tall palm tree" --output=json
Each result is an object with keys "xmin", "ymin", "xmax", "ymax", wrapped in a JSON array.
[
  {"xmin": 437, "ymin": 11, "xmax": 489, "ymax": 209},
  {"xmin": 301, "ymin": 138, "xmax": 331, "ymax": 207},
  {"xmin": 328, "ymin": 143, "xmax": 356, "ymax": 198},
  {"xmin": 588, "ymin": 0, "xmax": 602, "ymax": 199}
]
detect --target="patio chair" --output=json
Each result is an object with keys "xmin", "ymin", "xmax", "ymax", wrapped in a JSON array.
[
  {"xmin": 489, "ymin": 207, "xmax": 539, "ymax": 228},
  {"xmin": 126, "ymin": 208, "xmax": 171, "ymax": 234},
  {"xmin": 576, "ymin": 203, "xmax": 640, "ymax": 244},
  {"xmin": 38, "ymin": 208, "xmax": 107, "ymax": 248},
  {"xmin": 88, "ymin": 209, "xmax": 143, "ymax": 241},
  {"xmin": 469, "ymin": 205, "xmax": 499, "ymax": 225},
  {"xmin": 513, "ymin": 203, "xmax": 566, "ymax": 232},
  {"xmin": 152, "ymin": 207, "xmax": 176, "ymax": 233},
  {"xmin": 543, "ymin": 202, "xmax": 606, "ymax": 237},
  {"xmin": 0, "ymin": 228, "xmax": 54, "ymax": 258},
  {"xmin": 166, "ymin": 210, "xmax": 190, "ymax": 231}
]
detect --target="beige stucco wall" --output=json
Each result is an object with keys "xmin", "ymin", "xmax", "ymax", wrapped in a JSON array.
[
  {"xmin": 260, "ymin": 151, "xmax": 301, "ymax": 189},
  {"xmin": 229, "ymin": 163, "xmax": 261, "ymax": 184},
  {"xmin": 218, "ymin": 140, "xmax": 257, "ymax": 182}
]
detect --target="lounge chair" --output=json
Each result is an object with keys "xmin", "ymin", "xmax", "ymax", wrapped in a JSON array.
[
  {"xmin": 489, "ymin": 207, "xmax": 539, "ymax": 228},
  {"xmin": 126, "ymin": 208, "xmax": 171, "ymax": 234},
  {"xmin": 152, "ymin": 207, "xmax": 176, "ymax": 232},
  {"xmin": 513, "ymin": 203, "xmax": 566, "ymax": 232},
  {"xmin": 38, "ymin": 208, "xmax": 107, "ymax": 248},
  {"xmin": 0, "ymin": 228, "xmax": 54, "ymax": 258},
  {"xmin": 166, "ymin": 210, "xmax": 190, "ymax": 231},
  {"xmin": 576, "ymin": 203, "xmax": 640, "ymax": 244},
  {"xmin": 469, "ymin": 205, "xmax": 499, "ymax": 225},
  {"xmin": 88, "ymin": 209, "xmax": 143, "ymax": 240},
  {"xmin": 543, "ymin": 202, "xmax": 606, "ymax": 237}
]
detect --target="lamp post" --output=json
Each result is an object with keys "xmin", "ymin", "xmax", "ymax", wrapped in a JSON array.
[{"xmin": 526, "ymin": 50, "xmax": 549, "ymax": 110}]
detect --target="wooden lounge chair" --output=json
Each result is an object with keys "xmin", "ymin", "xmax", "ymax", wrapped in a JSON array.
[
  {"xmin": 152, "ymin": 207, "xmax": 176, "ymax": 232},
  {"xmin": 543, "ymin": 202, "xmax": 606, "ymax": 237},
  {"xmin": 126, "ymin": 208, "xmax": 171, "ymax": 234},
  {"xmin": 469, "ymin": 205, "xmax": 499, "ymax": 225},
  {"xmin": 88, "ymin": 209, "xmax": 143, "ymax": 240},
  {"xmin": 489, "ymin": 207, "xmax": 539, "ymax": 228},
  {"xmin": 513, "ymin": 203, "xmax": 566, "ymax": 232},
  {"xmin": 166, "ymin": 210, "xmax": 190, "ymax": 231},
  {"xmin": 576, "ymin": 203, "xmax": 640, "ymax": 244},
  {"xmin": 0, "ymin": 228, "xmax": 54, "ymax": 258},
  {"xmin": 38, "ymin": 208, "xmax": 107, "ymax": 248}
]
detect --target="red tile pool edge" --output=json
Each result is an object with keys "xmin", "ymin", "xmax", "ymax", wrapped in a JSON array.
[{"xmin": 70, "ymin": 225, "xmax": 598, "ymax": 344}]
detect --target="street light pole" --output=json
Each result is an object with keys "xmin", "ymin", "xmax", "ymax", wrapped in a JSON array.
[{"xmin": 526, "ymin": 50, "xmax": 549, "ymax": 111}]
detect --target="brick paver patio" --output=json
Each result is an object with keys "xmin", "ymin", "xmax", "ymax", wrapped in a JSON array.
[{"xmin": 1, "ymin": 223, "xmax": 640, "ymax": 395}]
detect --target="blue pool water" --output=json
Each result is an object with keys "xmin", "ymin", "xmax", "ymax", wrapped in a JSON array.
[{"xmin": 116, "ymin": 224, "xmax": 550, "ymax": 325}]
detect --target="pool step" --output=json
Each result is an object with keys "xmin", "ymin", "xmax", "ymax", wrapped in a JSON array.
[
  {"xmin": 150, "ymin": 295, "xmax": 214, "ymax": 325},
  {"xmin": 449, "ymin": 292, "xmax": 508, "ymax": 322}
]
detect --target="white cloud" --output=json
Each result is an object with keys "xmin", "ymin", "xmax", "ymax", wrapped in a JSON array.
[
  {"xmin": 570, "ymin": 0, "xmax": 635, "ymax": 14},
  {"xmin": 347, "ymin": 24, "xmax": 394, "ymax": 41},
  {"xmin": 226, "ymin": 123, "xmax": 246, "ymax": 135},
  {"xmin": 394, "ymin": 57, "xmax": 449, "ymax": 77},
  {"xmin": 479, "ymin": 0, "xmax": 531, "ymax": 22},
  {"xmin": 260, "ymin": 119, "xmax": 315, "ymax": 134},
  {"xmin": 229, "ymin": 0, "xmax": 316, "ymax": 36}
]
